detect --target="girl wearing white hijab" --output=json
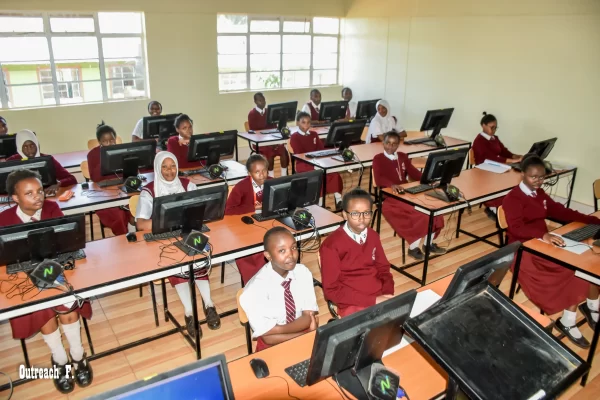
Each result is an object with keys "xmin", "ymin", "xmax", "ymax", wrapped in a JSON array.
[
  {"xmin": 6, "ymin": 129, "xmax": 77, "ymax": 195},
  {"xmin": 366, "ymin": 100, "xmax": 407, "ymax": 143},
  {"xmin": 135, "ymin": 151, "xmax": 221, "ymax": 338}
]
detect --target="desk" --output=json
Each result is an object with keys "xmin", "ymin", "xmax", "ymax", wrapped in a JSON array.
[
  {"xmin": 380, "ymin": 167, "xmax": 577, "ymax": 285},
  {"xmin": 236, "ymin": 126, "xmax": 329, "ymax": 161},
  {"xmin": 509, "ymin": 211, "xmax": 600, "ymax": 386},
  {"xmin": 53, "ymin": 150, "xmax": 88, "ymax": 174}
]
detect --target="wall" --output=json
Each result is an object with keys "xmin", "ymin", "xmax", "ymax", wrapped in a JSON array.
[{"xmin": 341, "ymin": 0, "xmax": 600, "ymax": 205}]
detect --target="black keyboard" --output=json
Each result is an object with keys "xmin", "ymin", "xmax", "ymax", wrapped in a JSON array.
[
  {"xmin": 305, "ymin": 149, "xmax": 340, "ymax": 159},
  {"xmin": 260, "ymin": 129, "xmax": 280, "ymax": 134},
  {"xmin": 143, "ymin": 226, "xmax": 210, "ymax": 242},
  {"xmin": 180, "ymin": 169, "xmax": 206, "ymax": 177},
  {"xmin": 405, "ymin": 184, "xmax": 432, "ymax": 194},
  {"xmin": 7, "ymin": 249, "xmax": 87, "ymax": 275},
  {"xmin": 285, "ymin": 359, "xmax": 310, "ymax": 387},
  {"xmin": 251, "ymin": 213, "xmax": 280, "ymax": 222},
  {"xmin": 0, "ymin": 196, "xmax": 9, "ymax": 203},
  {"xmin": 563, "ymin": 224, "xmax": 600, "ymax": 242},
  {"xmin": 311, "ymin": 122, "xmax": 331, "ymax": 127},
  {"xmin": 405, "ymin": 137, "xmax": 433, "ymax": 145},
  {"xmin": 98, "ymin": 178, "xmax": 123, "ymax": 187}
]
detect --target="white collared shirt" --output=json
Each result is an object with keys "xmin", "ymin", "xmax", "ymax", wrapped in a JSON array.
[
  {"xmin": 295, "ymin": 129, "xmax": 309, "ymax": 136},
  {"xmin": 255, "ymin": 106, "xmax": 265, "ymax": 116},
  {"xmin": 301, "ymin": 101, "xmax": 320, "ymax": 115},
  {"xmin": 251, "ymin": 179, "xmax": 263, "ymax": 194},
  {"xmin": 519, "ymin": 181, "xmax": 536, "ymax": 197},
  {"xmin": 383, "ymin": 151, "xmax": 397, "ymax": 161},
  {"xmin": 348, "ymin": 101, "xmax": 357, "ymax": 118},
  {"xmin": 479, "ymin": 132, "xmax": 493, "ymax": 140},
  {"xmin": 240, "ymin": 262, "xmax": 318, "ymax": 338},
  {"xmin": 16, "ymin": 206, "xmax": 42, "ymax": 223},
  {"xmin": 132, "ymin": 118, "xmax": 144, "ymax": 138},
  {"xmin": 343, "ymin": 222, "xmax": 368, "ymax": 244}
]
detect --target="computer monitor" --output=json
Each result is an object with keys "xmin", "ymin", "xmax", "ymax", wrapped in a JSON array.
[
  {"xmin": 259, "ymin": 170, "xmax": 323, "ymax": 230},
  {"xmin": 88, "ymin": 354, "xmax": 235, "ymax": 400},
  {"xmin": 0, "ymin": 135, "xmax": 17, "ymax": 158},
  {"xmin": 419, "ymin": 108, "xmax": 454, "ymax": 139},
  {"xmin": 142, "ymin": 113, "xmax": 181, "ymax": 141},
  {"xmin": 421, "ymin": 148, "xmax": 469, "ymax": 202},
  {"xmin": 325, "ymin": 120, "xmax": 366, "ymax": 147},
  {"xmin": 100, "ymin": 141, "xmax": 157, "ymax": 180},
  {"xmin": 187, "ymin": 131, "xmax": 237, "ymax": 166},
  {"xmin": 355, "ymin": 99, "xmax": 380, "ymax": 121},
  {"xmin": 303, "ymin": 289, "xmax": 417, "ymax": 399},
  {"xmin": 0, "ymin": 214, "xmax": 86, "ymax": 266},
  {"xmin": 441, "ymin": 242, "xmax": 520, "ymax": 302},
  {"xmin": 318, "ymin": 101, "xmax": 349, "ymax": 122},
  {"xmin": 0, "ymin": 156, "xmax": 57, "ymax": 194},
  {"xmin": 527, "ymin": 137, "xmax": 557, "ymax": 161},
  {"xmin": 266, "ymin": 101, "xmax": 298, "ymax": 128}
]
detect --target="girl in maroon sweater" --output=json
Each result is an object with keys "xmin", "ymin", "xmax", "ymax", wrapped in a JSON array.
[
  {"xmin": 503, "ymin": 156, "xmax": 600, "ymax": 349},
  {"xmin": 0, "ymin": 170, "xmax": 93, "ymax": 393},
  {"xmin": 166, "ymin": 114, "xmax": 202, "ymax": 169},
  {"xmin": 320, "ymin": 188, "xmax": 395, "ymax": 317},
  {"xmin": 372, "ymin": 131, "xmax": 445, "ymax": 260}
]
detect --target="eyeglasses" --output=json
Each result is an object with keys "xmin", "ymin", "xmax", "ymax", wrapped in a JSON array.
[
  {"xmin": 345, "ymin": 211, "xmax": 373, "ymax": 220},
  {"xmin": 489, "ymin": 125, "xmax": 498, "ymax": 131}
]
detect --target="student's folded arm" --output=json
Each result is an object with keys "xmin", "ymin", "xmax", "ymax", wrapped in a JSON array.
[{"xmin": 503, "ymin": 200, "xmax": 544, "ymax": 240}]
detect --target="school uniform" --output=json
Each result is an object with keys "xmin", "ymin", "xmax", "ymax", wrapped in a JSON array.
[
  {"xmin": 166, "ymin": 136, "xmax": 202, "ymax": 169},
  {"xmin": 372, "ymin": 152, "xmax": 444, "ymax": 244},
  {"xmin": 0, "ymin": 201, "xmax": 92, "ymax": 339},
  {"xmin": 240, "ymin": 262, "xmax": 319, "ymax": 351},
  {"xmin": 6, "ymin": 154, "xmax": 77, "ymax": 187},
  {"xmin": 320, "ymin": 223, "xmax": 394, "ymax": 317},
  {"xmin": 503, "ymin": 183, "xmax": 600, "ymax": 314},
  {"xmin": 248, "ymin": 107, "xmax": 287, "ymax": 162},
  {"xmin": 289, "ymin": 130, "xmax": 343, "ymax": 195},
  {"xmin": 367, "ymin": 100, "xmax": 402, "ymax": 144},
  {"xmin": 131, "ymin": 118, "xmax": 145, "ymax": 139},
  {"xmin": 473, "ymin": 132, "xmax": 515, "ymax": 208},
  {"xmin": 345, "ymin": 101, "xmax": 357, "ymax": 119},
  {"xmin": 301, "ymin": 101, "xmax": 320, "ymax": 121}
]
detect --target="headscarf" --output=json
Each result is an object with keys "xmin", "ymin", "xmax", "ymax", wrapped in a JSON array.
[
  {"xmin": 367, "ymin": 100, "xmax": 397, "ymax": 144},
  {"xmin": 153, "ymin": 151, "xmax": 185, "ymax": 197},
  {"xmin": 16, "ymin": 129, "xmax": 40, "ymax": 159}
]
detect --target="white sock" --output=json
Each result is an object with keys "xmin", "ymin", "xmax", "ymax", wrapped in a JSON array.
[
  {"xmin": 319, "ymin": 197, "xmax": 324, "ymax": 206},
  {"xmin": 409, "ymin": 238, "xmax": 422, "ymax": 250},
  {"xmin": 175, "ymin": 283, "xmax": 193, "ymax": 317},
  {"xmin": 587, "ymin": 298, "xmax": 599, "ymax": 322},
  {"xmin": 127, "ymin": 223, "xmax": 136, "ymax": 233},
  {"xmin": 334, "ymin": 192, "xmax": 342, "ymax": 204},
  {"xmin": 280, "ymin": 168, "xmax": 288, "ymax": 176},
  {"xmin": 62, "ymin": 320, "xmax": 84, "ymax": 362},
  {"xmin": 195, "ymin": 280, "xmax": 214, "ymax": 308},
  {"xmin": 42, "ymin": 327, "xmax": 69, "ymax": 365},
  {"xmin": 489, "ymin": 207, "xmax": 497, "ymax": 214},
  {"xmin": 423, "ymin": 233, "xmax": 434, "ymax": 248},
  {"xmin": 268, "ymin": 170, "xmax": 274, "ymax": 178},
  {"xmin": 561, "ymin": 310, "xmax": 582, "ymax": 338}
]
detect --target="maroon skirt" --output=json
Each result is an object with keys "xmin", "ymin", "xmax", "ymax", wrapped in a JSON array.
[
  {"xmin": 96, "ymin": 207, "xmax": 129, "ymax": 236},
  {"xmin": 382, "ymin": 197, "xmax": 444, "ymax": 244},
  {"xmin": 10, "ymin": 302, "xmax": 92, "ymax": 339},
  {"xmin": 338, "ymin": 305, "xmax": 367, "ymax": 318}
]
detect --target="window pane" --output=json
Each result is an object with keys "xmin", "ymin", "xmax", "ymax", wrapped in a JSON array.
[
  {"xmin": 218, "ymin": 55, "xmax": 247, "ymax": 73},
  {"xmin": 6, "ymin": 84, "xmax": 56, "ymax": 108},
  {"xmin": 282, "ymin": 71, "xmax": 309, "ymax": 88},
  {"xmin": 250, "ymin": 54, "xmax": 280, "ymax": 72},
  {"xmin": 313, "ymin": 17, "xmax": 339, "ymax": 34},
  {"xmin": 108, "ymin": 78, "xmax": 145, "ymax": 99},
  {"xmin": 98, "ymin": 12, "xmax": 142, "ymax": 34},
  {"xmin": 50, "ymin": 17, "xmax": 95, "ymax": 33},
  {"xmin": 283, "ymin": 21, "xmax": 310, "ymax": 33},
  {"xmin": 102, "ymin": 38, "xmax": 143, "ymax": 59},
  {"xmin": 52, "ymin": 37, "xmax": 99, "ymax": 60},
  {"xmin": 80, "ymin": 81, "xmax": 103, "ymax": 103},
  {"xmin": 0, "ymin": 16, "xmax": 43, "ymax": 33},
  {"xmin": 54, "ymin": 61, "xmax": 100, "ymax": 81},
  {"xmin": 217, "ymin": 36, "xmax": 247, "ymax": 55},
  {"xmin": 250, "ymin": 35, "xmax": 281, "ymax": 54},
  {"xmin": 282, "ymin": 55, "xmax": 310, "ymax": 70},
  {"xmin": 0, "ymin": 38, "xmax": 49, "ymax": 62},
  {"xmin": 105, "ymin": 61, "xmax": 144, "ymax": 84},
  {"xmin": 250, "ymin": 20, "xmax": 279, "ymax": 33},
  {"xmin": 250, "ymin": 72, "xmax": 281, "ymax": 90},
  {"xmin": 283, "ymin": 35, "xmax": 311, "ymax": 54},
  {"xmin": 219, "ymin": 73, "xmax": 247, "ymax": 91},
  {"xmin": 313, "ymin": 53, "xmax": 337, "ymax": 69},
  {"xmin": 217, "ymin": 15, "xmax": 247, "ymax": 33},
  {"xmin": 313, "ymin": 69, "xmax": 337, "ymax": 85},
  {"xmin": 313, "ymin": 37, "xmax": 338, "ymax": 53},
  {"xmin": 3, "ymin": 63, "xmax": 51, "ymax": 84}
]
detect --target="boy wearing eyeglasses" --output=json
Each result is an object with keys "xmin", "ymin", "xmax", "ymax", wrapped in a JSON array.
[{"xmin": 319, "ymin": 188, "xmax": 395, "ymax": 317}]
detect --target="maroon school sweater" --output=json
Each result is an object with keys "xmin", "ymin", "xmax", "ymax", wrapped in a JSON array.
[
  {"xmin": 166, "ymin": 136, "xmax": 202, "ymax": 169},
  {"xmin": 248, "ymin": 108, "xmax": 276, "ymax": 131},
  {"xmin": 305, "ymin": 103, "xmax": 319, "ymax": 120},
  {"xmin": 225, "ymin": 176, "xmax": 270, "ymax": 216},
  {"xmin": 472, "ymin": 134, "xmax": 514, "ymax": 165},
  {"xmin": 290, "ymin": 131, "xmax": 323, "ymax": 173},
  {"xmin": 0, "ymin": 201, "xmax": 63, "ymax": 227},
  {"xmin": 372, "ymin": 152, "xmax": 421, "ymax": 186}
]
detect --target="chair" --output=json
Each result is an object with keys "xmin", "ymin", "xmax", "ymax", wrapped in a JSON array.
[
  {"xmin": 236, "ymin": 288, "xmax": 253, "ymax": 355},
  {"xmin": 87, "ymin": 135, "xmax": 123, "ymax": 150},
  {"xmin": 468, "ymin": 148, "xmax": 475, "ymax": 169},
  {"xmin": 316, "ymin": 253, "xmax": 339, "ymax": 321},
  {"xmin": 360, "ymin": 126, "xmax": 369, "ymax": 142},
  {"xmin": 497, "ymin": 206, "xmax": 508, "ymax": 246},
  {"xmin": 80, "ymin": 161, "xmax": 107, "ymax": 241},
  {"xmin": 244, "ymin": 121, "xmax": 250, "ymax": 132},
  {"xmin": 594, "ymin": 179, "xmax": 600, "ymax": 212}
]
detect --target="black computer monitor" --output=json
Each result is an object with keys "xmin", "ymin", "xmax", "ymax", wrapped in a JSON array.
[
  {"xmin": 528, "ymin": 137, "xmax": 557, "ymax": 161},
  {"xmin": 142, "ymin": 113, "xmax": 181, "ymax": 141},
  {"xmin": 259, "ymin": 170, "xmax": 323, "ymax": 230},
  {"xmin": 303, "ymin": 289, "xmax": 417, "ymax": 399},
  {"xmin": 441, "ymin": 242, "xmax": 520, "ymax": 302},
  {"xmin": 187, "ymin": 131, "xmax": 237, "ymax": 166},
  {"xmin": 325, "ymin": 120, "xmax": 366, "ymax": 147},
  {"xmin": 355, "ymin": 99, "xmax": 380, "ymax": 121},
  {"xmin": 266, "ymin": 101, "xmax": 298, "ymax": 128},
  {"xmin": 421, "ymin": 148, "xmax": 468, "ymax": 202},
  {"xmin": 0, "ymin": 156, "xmax": 57, "ymax": 194},
  {"xmin": 100, "ymin": 141, "xmax": 157, "ymax": 180},
  {"xmin": 88, "ymin": 354, "xmax": 235, "ymax": 400},
  {"xmin": 318, "ymin": 101, "xmax": 348, "ymax": 122},
  {"xmin": 420, "ymin": 108, "xmax": 454, "ymax": 139},
  {"xmin": 0, "ymin": 213, "xmax": 86, "ymax": 266},
  {"xmin": 0, "ymin": 135, "xmax": 17, "ymax": 158}
]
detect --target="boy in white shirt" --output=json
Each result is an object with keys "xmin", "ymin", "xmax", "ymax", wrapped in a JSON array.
[{"xmin": 342, "ymin": 87, "xmax": 357, "ymax": 119}]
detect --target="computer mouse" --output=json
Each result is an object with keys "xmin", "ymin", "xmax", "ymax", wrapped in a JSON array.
[
  {"xmin": 241, "ymin": 216, "xmax": 254, "ymax": 225},
  {"xmin": 248, "ymin": 130, "xmax": 255, "ymax": 134},
  {"xmin": 126, "ymin": 232, "xmax": 137, "ymax": 243},
  {"xmin": 250, "ymin": 358, "xmax": 269, "ymax": 379},
  {"xmin": 81, "ymin": 182, "xmax": 89, "ymax": 190}
]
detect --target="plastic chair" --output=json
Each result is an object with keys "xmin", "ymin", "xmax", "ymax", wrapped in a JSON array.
[
  {"xmin": 87, "ymin": 136, "xmax": 123, "ymax": 150},
  {"xmin": 244, "ymin": 121, "xmax": 250, "ymax": 132},
  {"xmin": 237, "ymin": 288, "xmax": 253, "ymax": 355},
  {"xmin": 80, "ymin": 161, "xmax": 106, "ymax": 241},
  {"xmin": 468, "ymin": 148, "xmax": 475, "ymax": 169}
]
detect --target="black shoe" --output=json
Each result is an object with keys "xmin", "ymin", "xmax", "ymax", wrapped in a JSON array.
[
  {"xmin": 51, "ymin": 357, "xmax": 75, "ymax": 394},
  {"xmin": 72, "ymin": 353, "xmax": 93, "ymax": 388},
  {"xmin": 579, "ymin": 303, "xmax": 598, "ymax": 331},
  {"xmin": 185, "ymin": 315, "xmax": 202, "ymax": 339},
  {"xmin": 205, "ymin": 306, "xmax": 221, "ymax": 330},
  {"xmin": 484, "ymin": 207, "xmax": 496, "ymax": 221},
  {"xmin": 407, "ymin": 247, "xmax": 424, "ymax": 260},
  {"xmin": 425, "ymin": 243, "xmax": 447, "ymax": 255},
  {"xmin": 336, "ymin": 201, "xmax": 343, "ymax": 211},
  {"xmin": 555, "ymin": 319, "xmax": 590, "ymax": 349}
]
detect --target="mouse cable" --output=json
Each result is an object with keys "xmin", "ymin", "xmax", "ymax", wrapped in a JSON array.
[
  {"xmin": 0, "ymin": 371, "xmax": 13, "ymax": 400},
  {"xmin": 262, "ymin": 375, "xmax": 301, "ymax": 400},
  {"xmin": 325, "ymin": 378, "xmax": 346, "ymax": 399}
]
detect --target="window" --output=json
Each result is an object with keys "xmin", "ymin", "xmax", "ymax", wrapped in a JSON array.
[
  {"xmin": 0, "ymin": 12, "xmax": 148, "ymax": 110},
  {"xmin": 217, "ymin": 15, "xmax": 340, "ymax": 92}
]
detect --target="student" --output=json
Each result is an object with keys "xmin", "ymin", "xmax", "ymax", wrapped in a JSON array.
[
  {"xmin": 366, "ymin": 100, "xmax": 407, "ymax": 143},
  {"xmin": 240, "ymin": 226, "xmax": 319, "ymax": 351},
  {"xmin": 473, "ymin": 112, "xmax": 523, "ymax": 219},
  {"xmin": 503, "ymin": 155, "xmax": 600, "ymax": 349},
  {"xmin": 225, "ymin": 154, "xmax": 270, "ymax": 284},
  {"xmin": 0, "ymin": 169, "xmax": 92, "ymax": 393},
  {"xmin": 320, "ymin": 188, "xmax": 395, "ymax": 317},
  {"xmin": 248, "ymin": 92, "xmax": 289, "ymax": 178},
  {"xmin": 135, "ymin": 151, "xmax": 220, "ymax": 336},
  {"xmin": 132, "ymin": 100, "xmax": 162, "ymax": 142},
  {"xmin": 372, "ymin": 131, "xmax": 445, "ymax": 260},
  {"xmin": 0, "ymin": 116, "xmax": 7, "ymax": 135},
  {"xmin": 86, "ymin": 122, "xmax": 134, "ymax": 236},
  {"xmin": 301, "ymin": 89, "xmax": 322, "ymax": 121},
  {"xmin": 166, "ymin": 114, "xmax": 202, "ymax": 169},
  {"xmin": 6, "ymin": 129, "xmax": 77, "ymax": 196},
  {"xmin": 341, "ymin": 87, "xmax": 357, "ymax": 119},
  {"xmin": 290, "ymin": 112, "xmax": 343, "ymax": 208}
]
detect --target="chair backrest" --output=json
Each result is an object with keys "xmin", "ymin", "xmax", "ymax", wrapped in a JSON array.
[
  {"xmin": 360, "ymin": 126, "xmax": 369, "ymax": 142},
  {"xmin": 497, "ymin": 206, "xmax": 508, "ymax": 229},
  {"xmin": 244, "ymin": 121, "xmax": 250, "ymax": 132},
  {"xmin": 236, "ymin": 288, "xmax": 248, "ymax": 324},
  {"xmin": 371, "ymin": 167, "xmax": 378, "ymax": 188},
  {"xmin": 468, "ymin": 148, "xmax": 475, "ymax": 167},
  {"xmin": 80, "ymin": 161, "xmax": 90, "ymax": 180},
  {"xmin": 128, "ymin": 195, "xmax": 140, "ymax": 217},
  {"xmin": 88, "ymin": 136, "xmax": 123, "ymax": 149},
  {"xmin": 594, "ymin": 179, "xmax": 600, "ymax": 212},
  {"xmin": 287, "ymin": 140, "xmax": 295, "ymax": 155}
]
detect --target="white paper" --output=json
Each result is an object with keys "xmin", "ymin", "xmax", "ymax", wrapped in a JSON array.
[
  {"xmin": 382, "ymin": 289, "xmax": 442, "ymax": 357},
  {"xmin": 537, "ymin": 233, "xmax": 591, "ymax": 255},
  {"xmin": 475, "ymin": 159, "xmax": 511, "ymax": 174}
]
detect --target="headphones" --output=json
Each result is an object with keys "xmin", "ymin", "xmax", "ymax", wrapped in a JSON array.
[
  {"xmin": 208, "ymin": 164, "xmax": 224, "ymax": 179},
  {"xmin": 123, "ymin": 176, "xmax": 143, "ymax": 193},
  {"xmin": 434, "ymin": 134, "xmax": 447, "ymax": 148}
]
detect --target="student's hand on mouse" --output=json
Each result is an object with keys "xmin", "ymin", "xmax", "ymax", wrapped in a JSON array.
[
  {"xmin": 543, "ymin": 233, "xmax": 565, "ymax": 247},
  {"xmin": 391, "ymin": 185, "xmax": 405, "ymax": 194},
  {"xmin": 44, "ymin": 184, "xmax": 60, "ymax": 197}
]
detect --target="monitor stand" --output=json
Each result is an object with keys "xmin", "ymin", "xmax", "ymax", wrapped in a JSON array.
[
  {"xmin": 424, "ymin": 164, "xmax": 460, "ymax": 203},
  {"xmin": 28, "ymin": 228, "xmax": 57, "ymax": 264},
  {"xmin": 122, "ymin": 156, "xmax": 139, "ymax": 181},
  {"xmin": 276, "ymin": 215, "xmax": 310, "ymax": 231}
]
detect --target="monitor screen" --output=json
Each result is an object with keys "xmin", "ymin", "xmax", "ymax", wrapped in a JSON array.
[
  {"xmin": 419, "ymin": 108, "xmax": 454, "ymax": 132},
  {"xmin": 318, "ymin": 101, "xmax": 348, "ymax": 122},
  {"xmin": 100, "ymin": 141, "xmax": 157, "ymax": 177},
  {"xmin": 421, "ymin": 148, "xmax": 468, "ymax": 185},
  {"xmin": 0, "ymin": 156, "xmax": 57, "ymax": 194},
  {"xmin": 355, "ymin": 99, "xmax": 380, "ymax": 121},
  {"xmin": 0, "ymin": 135, "xmax": 17, "ymax": 158},
  {"xmin": 266, "ymin": 101, "xmax": 298, "ymax": 125}
]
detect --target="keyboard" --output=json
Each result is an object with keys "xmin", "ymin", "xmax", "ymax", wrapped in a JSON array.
[
  {"xmin": 98, "ymin": 178, "xmax": 123, "ymax": 187},
  {"xmin": 285, "ymin": 358, "xmax": 310, "ymax": 387},
  {"xmin": 0, "ymin": 196, "xmax": 9, "ymax": 203},
  {"xmin": 405, "ymin": 137, "xmax": 434, "ymax": 145},
  {"xmin": 180, "ymin": 169, "xmax": 206, "ymax": 177},
  {"xmin": 311, "ymin": 122, "xmax": 331, "ymax": 127},
  {"xmin": 260, "ymin": 129, "xmax": 280, "ymax": 134},
  {"xmin": 563, "ymin": 224, "xmax": 600, "ymax": 242},
  {"xmin": 405, "ymin": 184, "xmax": 433, "ymax": 194},
  {"xmin": 305, "ymin": 149, "xmax": 340, "ymax": 159},
  {"xmin": 7, "ymin": 249, "xmax": 87, "ymax": 275},
  {"xmin": 143, "ymin": 226, "xmax": 210, "ymax": 242},
  {"xmin": 251, "ymin": 213, "xmax": 280, "ymax": 222}
]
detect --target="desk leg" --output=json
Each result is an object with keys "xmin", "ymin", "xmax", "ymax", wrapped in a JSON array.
[
  {"xmin": 189, "ymin": 265, "xmax": 201, "ymax": 360},
  {"xmin": 455, "ymin": 209, "xmax": 464, "ymax": 239},
  {"xmin": 162, "ymin": 279, "xmax": 168, "ymax": 322},
  {"xmin": 291, "ymin": 156, "xmax": 296, "ymax": 174},
  {"xmin": 421, "ymin": 213, "xmax": 435, "ymax": 286},
  {"xmin": 445, "ymin": 377, "xmax": 461, "ymax": 400},
  {"xmin": 376, "ymin": 190, "xmax": 383, "ymax": 233},
  {"xmin": 235, "ymin": 139, "xmax": 240, "ymax": 161},
  {"xmin": 582, "ymin": 319, "xmax": 600, "ymax": 386},
  {"xmin": 322, "ymin": 173, "xmax": 328, "ymax": 208},
  {"xmin": 509, "ymin": 247, "xmax": 523, "ymax": 299},
  {"xmin": 567, "ymin": 168, "xmax": 577, "ymax": 208},
  {"xmin": 368, "ymin": 167, "xmax": 374, "ymax": 196}
]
